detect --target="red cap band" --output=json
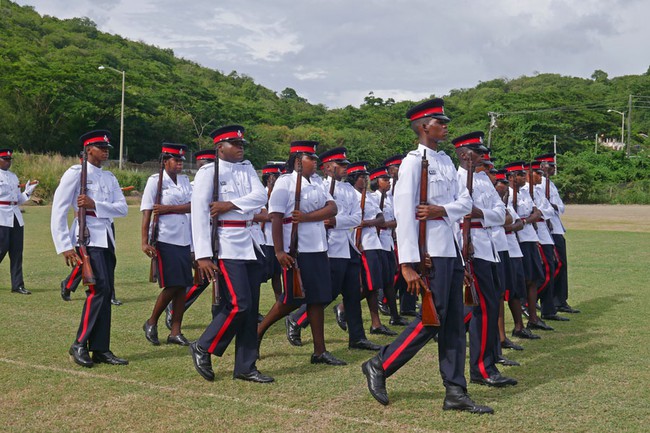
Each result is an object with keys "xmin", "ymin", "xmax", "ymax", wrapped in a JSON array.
[
  {"xmin": 537, "ymin": 156, "xmax": 555, "ymax": 163},
  {"xmin": 370, "ymin": 169, "xmax": 388, "ymax": 180},
  {"xmin": 162, "ymin": 147, "xmax": 184, "ymax": 156},
  {"xmin": 347, "ymin": 166, "xmax": 367, "ymax": 174},
  {"xmin": 409, "ymin": 106, "xmax": 444, "ymax": 121},
  {"xmin": 262, "ymin": 167, "xmax": 281, "ymax": 174},
  {"xmin": 322, "ymin": 152, "xmax": 346, "ymax": 163},
  {"xmin": 0, "ymin": 150, "xmax": 12, "ymax": 158},
  {"xmin": 213, "ymin": 131, "xmax": 244, "ymax": 143},
  {"xmin": 454, "ymin": 137, "xmax": 483, "ymax": 148},
  {"xmin": 195, "ymin": 153, "xmax": 215, "ymax": 161},
  {"xmin": 291, "ymin": 146, "xmax": 316, "ymax": 153},
  {"xmin": 84, "ymin": 136, "xmax": 110, "ymax": 147}
]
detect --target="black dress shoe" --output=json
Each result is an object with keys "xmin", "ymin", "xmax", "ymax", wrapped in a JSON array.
[
  {"xmin": 400, "ymin": 310, "xmax": 417, "ymax": 317},
  {"xmin": 143, "ymin": 321, "xmax": 160, "ymax": 345},
  {"xmin": 189, "ymin": 341, "xmax": 214, "ymax": 381},
  {"xmin": 11, "ymin": 286, "xmax": 31, "ymax": 295},
  {"xmin": 542, "ymin": 314, "xmax": 569, "ymax": 321},
  {"xmin": 443, "ymin": 385, "xmax": 493, "ymax": 414},
  {"xmin": 164, "ymin": 305, "xmax": 173, "ymax": 331},
  {"xmin": 333, "ymin": 303, "xmax": 347, "ymax": 331},
  {"xmin": 501, "ymin": 338, "xmax": 524, "ymax": 351},
  {"xmin": 167, "ymin": 334, "xmax": 191, "ymax": 346},
  {"xmin": 496, "ymin": 356, "xmax": 520, "ymax": 367},
  {"xmin": 512, "ymin": 327, "xmax": 541, "ymax": 340},
  {"xmin": 471, "ymin": 372, "xmax": 518, "ymax": 387},
  {"xmin": 285, "ymin": 316, "xmax": 302, "ymax": 347},
  {"xmin": 92, "ymin": 351, "xmax": 129, "ymax": 365},
  {"xmin": 69, "ymin": 342, "xmax": 93, "ymax": 368},
  {"xmin": 527, "ymin": 319, "xmax": 554, "ymax": 331},
  {"xmin": 361, "ymin": 356, "xmax": 389, "ymax": 405},
  {"xmin": 521, "ymin": 304, "xmax": 529, "ymax": 318},
  {"xmin": 60, "ymin": 281, "xmax": 71, "ymax": 301},
  {"xmin": 389, "ymin": 316, "xmax": 410, "ymax": 326},
  {"xmin": 234, "ymin": 369, "xmax": 274, "ymax": 383},
  {"xmin": 378, "ymin": 301, "xmax": 390, "ymax": 316},
  {"xmin": 557, "ymin": 304, "xmax": 580, "ymax": 313},
  {"xmin": 310, "ymin": 351, "xmax": 347, "ymax": 366},
  {"xmin": 369, "ymin": 325, "xmax": 397, "ymax": 336},
  {"xmin": 111, "ymin": 297, "xmax": 123, "ymax": 306},
  {"xmin": 349, "ymin": 339, "xmax": 382, "ymax": 351}
]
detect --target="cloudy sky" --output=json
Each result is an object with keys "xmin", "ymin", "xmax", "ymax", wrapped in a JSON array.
[{"xmin": 16, "ymin": 0, "xmax": 650, "ymax": 108}]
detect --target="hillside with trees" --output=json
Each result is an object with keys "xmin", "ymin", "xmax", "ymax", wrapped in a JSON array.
[{"xmin": 1, "ymin": 1, "xmax": 649, "ymax": 202}]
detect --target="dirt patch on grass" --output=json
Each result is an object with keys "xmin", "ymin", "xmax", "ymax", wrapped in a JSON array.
[{"xmin": 563, "ymin": 205, "xmax": 650, "ymax": 232}]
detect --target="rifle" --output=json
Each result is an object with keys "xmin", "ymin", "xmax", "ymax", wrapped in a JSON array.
[
  {"xmin": 376, "ymin": 189, "xmax": 386, "ymax": 236},
  {"xmin": 544, "ymin": 172, "xmax": 554, "ymax": 232},
  {"xmin": 288, "ymin": 157, "xmax": 305, "ymax": 299},
  {"xmin": 355, "ymin": 179, "xmax": 367, "ymax": 251},
  {"xmin": 326, "ymin": 176, "xmax": 336, "ymax": 231},
  {"xmin": 260, "ymin": 175, "xmax": 277, "ymax": 233},
  {"xmin": 528, "ymin": 162, "xmax": 538, "ymax": 231},
  {"xmin": 418, "ymin": 150, "xmax": 440, "ymax": 326},
  {"xmin": 461, "ymin": 161, "xmax": 479, "ymax": 307},
  {"xmin": 78, "ymin": 150, "xmax": 96, "ymax": 286},
  {"xmin": 211, "ymin": 158, "xmax": 222, "ymax": 312},
  {"xmin": 149, "ymin": 155, "xmax": 164, "ymax": 283}
]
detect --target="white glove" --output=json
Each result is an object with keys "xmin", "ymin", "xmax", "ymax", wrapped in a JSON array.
[{"xmin": 24, "ymin": 180, "xmax": 39, "ymax": 197}]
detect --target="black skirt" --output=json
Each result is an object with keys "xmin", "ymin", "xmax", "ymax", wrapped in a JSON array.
[
  {"xmin": 519, "ymin": 241, "xmax": 544, "ymax": 284},
  {"xmin": 262, "ymin": 245, "xmax": 282, "ymax": 281},
  {"xmin": 155, "ymin": 241, "xmax": 193, "ymax": 288},
  {"xmin": 507, "ymin": 257, "xmax": 527, "ymax": 300},
  {"xmin": 281, "ymin": 251, "xmax": 332, "ymax": 305},
  {"xmin": 361, "ymin": 249, "xmax": 383, "ymax": 292}
]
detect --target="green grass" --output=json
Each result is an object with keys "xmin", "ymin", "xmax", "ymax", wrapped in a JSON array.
[{"xmin": 1, "ymin": 206, "xmax": 649, "ymax": 432}]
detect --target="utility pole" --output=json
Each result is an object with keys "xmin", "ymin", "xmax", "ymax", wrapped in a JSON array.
[
  {"xmin": 595, "ymin": 133, "xmax": 598, "ymax": 154},
  {"xmin": 487, "ymin": 112, "xmax": 498, "ymax": 149},
  {"xmin": 627, "ymin": 94, "xmax": 632, "ymax": 157}
]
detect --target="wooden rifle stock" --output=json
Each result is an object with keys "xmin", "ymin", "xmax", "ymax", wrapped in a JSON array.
[
  {"xmin": 461, "ymin": 161, "xmax": 479, "ymax": 307},
  {"xmin": 376, "ymin": 190, "xmax": 386, "ymax": 236},
  {"xmin": 544, "ymin": 173, "xmax": 554, "ymax": 232},
  {"xmin": 78, "ymin": 151, "xmax": 96, "ymax": 286},
  {"xmin": 288, "ymin": 156, "xmax": 305, "ymax": 299},
  {"xmin": 418, "ymin": 150, "xmax": 440, "ymax": 326},
  {"xmin": 149, "ymin": 155, "xmax": 165, "ymax": 283},
  {"xmin": 355, "ymin": 181, "xmax": 367, "ymax": 251},
  {"xmin": 326, "ymin": 177, "xmax": 336, "ymax": 231},
  {"xmin": 211, "ymin": 158, "xmax": 221, "ymax": 308}
]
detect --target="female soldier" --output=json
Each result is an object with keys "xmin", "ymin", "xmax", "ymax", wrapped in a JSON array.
[
  {"xmin": 257, "ymin": 141, "xmax": 346, "ymax": 366},
  {"xmin": 141, "ymin": 143, "xmax": 193, "ymax": 346}
]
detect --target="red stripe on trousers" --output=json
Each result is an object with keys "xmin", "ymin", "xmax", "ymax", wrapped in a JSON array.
[
  {"xmin": 537, "ymin": 244, "xmax": 551, "ymax": 295},
  {"xmin": 79, "ymin": 285, "xmax": 96, "ymax": 341},
  {"xmin": 296, "ymin": 312, "xmax": 308, "ymax": 326},
  {"xmin": 464, "ymin": 311, "xmax": 473, "ymax": 324},
  {"xmin": 66, "ymin": 264, "xmax": 81, "ymax": 289},
  {"xmin": 471, "ymin": 263, "xmax": 490, "ymax": 379},
  {"xmin": 382, "ymin": 321, "xmax": 424, "ymax": 371},
  {"xmin": 185, "ymin": 284, "xmax": 200, "ymax": 302},
  {"xmin": 553, "ymin": 247, "xmax": 562, "ymax": 278},
  {"xmin": 504, "ymin": 289, "xmax": 510, "ymax": 302},
  {"xmin": 361, "ymin": 252, "xmax": 374, "ymax": 291},
  {"xmin": 207, "ymin": 261, "xmax": 239, "ymax": 353}
]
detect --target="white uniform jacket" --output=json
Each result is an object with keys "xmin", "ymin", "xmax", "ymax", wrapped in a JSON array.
[
  {"xmin": 191, "ymin": 159, "xmax": 266, "ymax": 261},
  {"xmin": 540, "ymin": 177, "xmax": 566, "ymax": 235},
  {"xmin": 394, "ymin": 144, "xmax": 472, "ymax": 263},
  {"xmin": 505, "ymin": 205, "xmax": 524, "ymax": 258},
  {"xmin": 356, "ymin": 188, "xmax": 383, "ymax": 251},
  {"xmin": 508, "ymin": 187, "xmax": 539, "ymax": 243},
  {"xmin": 458, "ymin": 167, "xmax": 506, "ymax": 262},
  {"xmin": 0, "ymin": 169, "xmax": 30, "ymax": 227},
  {"xmin": 531, "ymin": 184, "xmax": 555, "ymax": 246},
  {"xmin": 373, "ymin": 190, "xmax": 395, "ymax": 252},
  {"xmin": 141, "ymin": 171, "xmax": 192, "ymax": 247},
  {"xmin": 268, "ymin": 172, "xmax": 332, "ymax": 254},
  {"xmin": 325, "ymin": 177, "xmax": 361, "ymax": 259},
  {"xmin": 51, "ymin": 163, "xmax": 128, "ymax": 254}
]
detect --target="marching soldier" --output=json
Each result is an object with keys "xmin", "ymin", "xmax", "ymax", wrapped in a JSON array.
[
  {"xmin": 536, "ymin": 153, "xmax": 579, "ymax": 314},
  {"xmin": 361, "ymin": 99, "xmax": 493, "ymax": 414},
  {"xmin": 51, "ymin": 130, "xmax": 128, "ymax": 367},
  {"xmin": 0, "ymin": 148, "xmax": 38, "ymax": 295},
  {"xmin": 188, "ymin": 125, "xmax": 272, "ymax": 383},
  {"xmin": 141, "ymin": 143, "xmax": 193, "ymax": 346},
  {"xmin": 454, "ymin": 133, "xmax": 515, "ymax": 387}
]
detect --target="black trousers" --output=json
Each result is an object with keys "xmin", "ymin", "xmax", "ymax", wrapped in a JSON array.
[
  {"xmin": 378, "ymin": 255, "xmax": 467, "ymax": 390},
  {"xmin": 197, "ymin": 252, "xmax": 264, "ymax": 376},
  {"xmin": 290, "ymin": 246, "xmax": 368, "ymax": 343},
  {"xmin": 168, "ymin": 281, "xmax": 210, "ymax": 316},
  {"xmin": 75, "ymin": 245, "xmax": 116, "ymax": 352},
  {"xmin": 0, "ymin": 216, "xmax": 24, "ymax": 290},
  {"xmin": 538, "ymin": 244, "xmax": 557, "ymax": 316},
  {"xmin": 552, "ymin": 234, "xmax": 569, "ymax": 307}
]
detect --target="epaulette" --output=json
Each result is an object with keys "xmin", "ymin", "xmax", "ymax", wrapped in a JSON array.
[
  {"xmin": 241, "ymin": 160, "xmax": 251, "ymax": 166},
  {"xmin": 70, "ymin": 164, "xmax": 82, "ymax": 171},
  {"xmin": 406, "ymin": 149, "xmax": 421, "ymax": 157},
  {"xmin": 197, "ymin": 162, "xmax": 214, "ymax": 172},
  {"xmin": 151, "ymin": 173, "xmax": 160, "ymax": 178}
]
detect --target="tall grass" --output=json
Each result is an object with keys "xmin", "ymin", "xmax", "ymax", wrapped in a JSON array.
[{"xmin": 10, "ymin": 152, "xmax": 152, "ymax": 202}]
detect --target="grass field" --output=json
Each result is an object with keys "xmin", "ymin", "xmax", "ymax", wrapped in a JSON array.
[{"xmin": 1, "ymin": 205, "xmax": 649, "ymax": 432}]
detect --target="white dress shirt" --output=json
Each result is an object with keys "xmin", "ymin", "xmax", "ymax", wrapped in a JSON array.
[
  {"xmin": 141, "ymin": 171, "xmax": 192, "ymax": 246},
  {"xmin": 373, "ymin": 190, "xmax": 395, "ymax": 252},
  {"xmin": 531, "ymin": 184, "xmax": 555, "ymax": 246},
  {"xmin": 508, "ymin": 187, "xmax": 539, "ymax": 243},
  {"xmin": 51, "ymin": 163, "xmax": 128, "ymax": 254},
  {"xmin": 191, "ymin": 159, "xmax": 266, "ymax": 261},
  {"xmin": 325, "ymin": 177, "xmax": 361, "ymax": 259},
  {"xmin": 505, "ymin": 205, "xmax": 524, "ymax": 258},
  {"xmin": 540, "ymin": 177, "xmax": 566, "ymax": 235},
  {"xmin": 0, "ymin": 169, "xmax": 29, "ymax": 227},
  {"xmin": 268, "ymin": 171, "xmax": 332, "ymax": 254},
  {"xmin": 394, "ymin": 144, "xmax": 472, "ymax": 263},
  {"xmin": 355, "ymin": 188, "xmax": 383, "ymax": 251}
]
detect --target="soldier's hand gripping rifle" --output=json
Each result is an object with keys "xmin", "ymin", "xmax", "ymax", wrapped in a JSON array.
[
  {"xmin": 288, "ymin": 156, "xmax": 305, "ymax": 299},
  {"xmin": 418, "ymin": 150, "xmax": 440, "ymax": 326},
  {"xmin": 461, "ymin": 160, "xmax": 479, "ymax": 306},
  {"xmin": 210, "ymin": 157, "xmax": 222, "ymax": 315},
  {"xmin": 149, "ymin": 155, "xmax": 164, "ymax": 283},
  {"xmin": 78, "ymin": 150, "xmax": 96, "ymax": 286}
]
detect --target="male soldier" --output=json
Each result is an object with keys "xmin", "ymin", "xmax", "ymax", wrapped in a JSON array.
[
  {"xmin": 51, "ymin": 130, "xmax": 129, "ymax": 367},
  {"xmin": 454, "ymin": 133, "xmax": 515, "ymax": 386},
  {"xmin": 361, "ymin": 99, "xmax": 493, "ymax": 414},
  {"xmin": 285, "ymin": 148, "xmax": 381, "ymax": 351},
  {"xmin": 164, "ymin": 149, "xmax": 216, "ymax": 330},
  {"xmin": 536, "ymin": 153, "xmax": 579, "ymax": 314},
  {"xmin": 0, "ymin": 149, "xmax": 38, "ymax": 294},
  {"xmin": 188, "ymin": 125, "xmax": 272, "ymax": 383}
]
